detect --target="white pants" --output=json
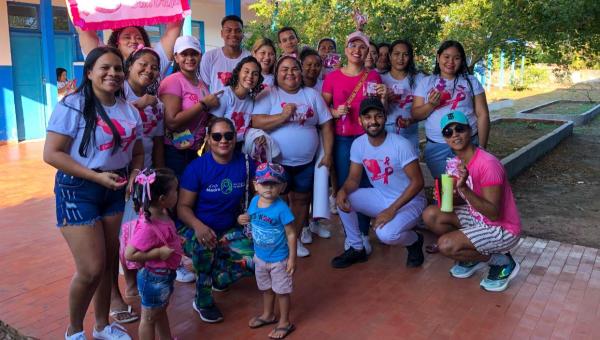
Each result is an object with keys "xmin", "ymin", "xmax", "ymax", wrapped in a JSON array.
[{"xmin": 339, "ymin": 188, "xmax": 427, "ymax": 249}]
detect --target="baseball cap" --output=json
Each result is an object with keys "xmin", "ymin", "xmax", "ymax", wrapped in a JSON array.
[
  {"xmin": 440, "ymin": 111, "xmax": 469, "ymax": 130},
  {"xmin": 346, "ymin": 31, "xmax": 369, "ymax": 47},
  {"xmin": 359, "ymin": 97, "xmax": 385, "ymax": 116},
  {"xmin": 174, "ymin": 35, "xmax": 202, "ymax": 55},
  {"xmin": 255, "ymin": 162, "xmax": 286, "ymax": 184}
]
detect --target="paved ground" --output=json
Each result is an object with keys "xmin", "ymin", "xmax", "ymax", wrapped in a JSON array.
[{"xmin": 2, "ymin": 142, "xmax": 600, "ymax": 339}]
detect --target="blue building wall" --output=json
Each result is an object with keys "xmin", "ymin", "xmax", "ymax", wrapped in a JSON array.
[{"xmin": 0, "ymin": 66, "xmax": 18, "ymax": 142}]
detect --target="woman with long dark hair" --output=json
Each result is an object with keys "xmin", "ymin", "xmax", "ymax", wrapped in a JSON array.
[
  {"xmin": 412, "ymin": 40, "xmax": 490, "ymax": 179},
  {"xmin": 381, "ymin": 40, "xmax": 425, "ymax": 152},
  {"xmin": 211, "ymin": 56, "xmax": 264, "ymax": 150},
  {"xmin": 109, "ymin": 47, "xmax": 166, "ymax": 324},
  {"xmin": 44, "ymin": 46, "xmax": 143, "ymax": 340}
]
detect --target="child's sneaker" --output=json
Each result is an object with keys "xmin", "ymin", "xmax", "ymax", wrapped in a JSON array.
[
  {"xmin": 193, "ymin": 301, "xmax": 224, "ymax": 323},
  {"xmin": 65, "ymin": 330, "xmax": 86, "ymax": 340},
  {"xmin": 480, "ymin": 254, "xmax": 520, "ymax": 292},
  {"xmin": 449, "ymin": 261, "xmax": 486, "ymax": 278},
  {"xmin": 175, "ymin": 265, "xmax": 196, "ymax": 283},
  {"xmin": 92, "ymin": 323, "xmax": 131, "ymax": 340},
  {"xmin": 329, "ymin": 195, "xmax": 338, "ymax": 214},
  {"xmin": 406, "ymin": 232, "xmax": 424, "ymax": 267},
  {"xmin": 300, "ymin": 226, "xmax": 313, "ymax": 244},
  {"xmin": 309, "ymin": 220, "xmax": 331, "ymax": 239},
  {"xmin": 362, "ymin": 234, "xmax": 372, "ymax": 255},
  {"xmin": 297, "ymin": 239, "xmax": 310, "ymax": 257}
]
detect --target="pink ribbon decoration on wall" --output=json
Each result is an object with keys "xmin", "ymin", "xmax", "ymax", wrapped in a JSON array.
[{"xmin": 67, "ymin": 0, "xmax": 190, "ymax": 31}]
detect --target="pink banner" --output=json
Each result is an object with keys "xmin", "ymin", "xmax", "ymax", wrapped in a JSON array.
[{"xmin": 67, "ymin": 0, "xmax": 190, "ymax": 31}]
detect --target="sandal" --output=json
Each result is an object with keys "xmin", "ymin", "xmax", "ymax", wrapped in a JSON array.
[
  {"xmin": 425, "ymin": 243, "xmax": 440, "ymax": 254},
  {"xmin": 109, "ymin": 305, "xmax": 139, "ymax": 324},
  {"xmin": 269, "ymin": 323, "xmax": 295, "ymax": 339},
  {"xmin": 248, "ymin": 316, "xmax": 278, "ymax": 329}
]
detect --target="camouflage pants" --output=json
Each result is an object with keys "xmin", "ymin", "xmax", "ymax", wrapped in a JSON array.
[{"xmin": 179, "ymin": 225, "xmax": 254, "ymax": 308}]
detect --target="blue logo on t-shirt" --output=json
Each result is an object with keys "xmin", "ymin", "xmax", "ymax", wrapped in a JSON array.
[{"xmin": 221, "ymin": 178, "xmax": 233, "ymax": 194}]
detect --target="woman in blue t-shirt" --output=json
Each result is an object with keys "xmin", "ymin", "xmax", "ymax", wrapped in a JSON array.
[{"xmin": 177, "ymin": 118, "xmax": 256, "ymax": 323}]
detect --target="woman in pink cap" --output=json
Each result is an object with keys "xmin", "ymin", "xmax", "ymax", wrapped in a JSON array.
[{"xmin": 322, "ymin": 31, "xmax": 387, "ymax": 253}]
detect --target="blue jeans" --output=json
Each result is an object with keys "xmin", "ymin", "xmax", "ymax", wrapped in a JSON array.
[
  {"xmin": 137, "ymin": 268, "xmax": 176, "ymax": 308},
  {"xmin": 334, "ymin": 135, "xmax": 372, "ymax": 236},
  {"xmin": 424, "ymin": 134, "xmax": 479, "ymax": 179},
  {"xmin": 164, "ymin": 144, "xmax": 198, "ymax": 179},
  {"xmin": 54, "ymin": 170, "xmax": 126, "ymax": 227}
]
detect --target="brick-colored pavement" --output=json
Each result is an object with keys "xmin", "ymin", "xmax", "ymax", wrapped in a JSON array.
[{"xmin": 1, "ymin": 142, "xmax": 600, "ymax": 339}]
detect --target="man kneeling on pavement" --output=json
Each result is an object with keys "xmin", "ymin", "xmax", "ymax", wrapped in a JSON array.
[{"xmin": 332, "ymin": 97, "xmax": 427, "ymax": 269}]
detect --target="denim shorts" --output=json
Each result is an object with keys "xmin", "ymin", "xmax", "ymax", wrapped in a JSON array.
[
  {"xmin": 283, "ymin": 161, "xmax": 315, "ymax": 194},
  {"xmin": 137, "ymin": 268, "xmax": 176, "ymax": 309},
  {"xmin": 54, "ymin": 170, "xmax": 126, "ymax": 227}
]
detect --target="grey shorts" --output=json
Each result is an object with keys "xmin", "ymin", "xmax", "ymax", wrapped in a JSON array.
[
  {"xmin": 455, "ymin": 205, "xmax": 519, "ymax": 255},
  {"xmin": 254, "ymin": 255, "xmax": 293, "ymax": 295}
]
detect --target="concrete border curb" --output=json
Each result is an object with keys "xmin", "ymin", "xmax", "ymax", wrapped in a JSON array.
[{"xmin": 516, "ymin": 100, "xmax": 600, "ymax": 126}]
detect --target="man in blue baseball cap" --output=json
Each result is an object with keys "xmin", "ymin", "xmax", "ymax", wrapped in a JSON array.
[{"xmin": 422, "ymin": 111, "xmax": 522, "ymax": 292}]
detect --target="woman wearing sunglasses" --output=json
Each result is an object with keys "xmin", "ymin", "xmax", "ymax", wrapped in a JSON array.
[
  {"xmin": 177, "ymin": 117, "xmax": 256, "ymax": 323},
  {"xmin": 411, "ymin": 40, "xmax": 490, "ymax": 180},
  {"xmin": 252, "ymin": 55, "xmax": 334, "ymax": 258}
]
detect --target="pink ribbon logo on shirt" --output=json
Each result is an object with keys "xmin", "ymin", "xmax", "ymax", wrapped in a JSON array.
[
  {"xmin": 363, "ymin": 157, "xmax": 394, "ymax": 184},
  {"xmin": 96, "ymin": 117, "xmax": 137, "ymax": 152}
]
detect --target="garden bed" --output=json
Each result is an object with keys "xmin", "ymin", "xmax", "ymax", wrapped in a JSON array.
[
  {"xmin": 516, "ymin": 100, "xmax": 600, "ymax": 126},
  {"xmin": 489, "ymin": 118, "xmax": 573, "ymax": 179}
]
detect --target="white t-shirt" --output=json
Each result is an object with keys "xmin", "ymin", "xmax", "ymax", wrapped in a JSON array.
[
  {"xmin": 211, "ymin": 86, "xmax": 255, "ymax": 141},
  {"xmin": 123, "ymin": 82, "xmax": 164, "ymax": 168},
  {"xmin": 252, "ymin": 86, "xmax": 332, "ymax": 166},
  {"xmin": 262, "ymin": 74, "xmax": 274, "ymax": 90},
  {"xmin": 414, "ymin": 74, "xmax": 484, "ymax": 143},
  {"xmin": 307, "ymin": 79, "xmax": 324, "ymax": 93},
  {"xmin": 200, "ymin": 47, "xmax": 251, "ymax": 93},
  {"xmin": 350, "ymin": 133, "xmax": 420, "ymax": 200},
  {"xmin": 381, "ymin": 72, "xmax": 424, "ymax": 134},
  {"xmin": 47, "ymin": 92, "xmax": 143, "ymax": 170}
]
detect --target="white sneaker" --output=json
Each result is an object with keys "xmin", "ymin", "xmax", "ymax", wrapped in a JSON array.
[
  {"xmin": 92, "ymin": 323, "xmax": 131, "ymax": 340},
  {"xmin": 309, "ymin": 220, "xmax": 331, "ymax": 239},
  {"xmin": 176, "ymin": 265, "xmax": 196, "ymax": 283},
  {"xmin": 300, "ymin": 227, "xmax": 313, "ymax": 244},
  {"xmin": 297, "ymin": 239, "xmax": 310, "ymax": 257},
  {"xmin": 362, "ymin": 234, "xmax": 372, "ymax": 255},
  {"xmin": 65, "ymin": 330, "xmax": 86, "ymax": 340},
  {"xmin": 329, "ymin": 195, "xmax": 338, "ymax": 215}
]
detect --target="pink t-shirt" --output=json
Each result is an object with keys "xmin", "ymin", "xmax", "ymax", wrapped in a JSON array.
[
  {"xmin": 129, "ymin": 215, "xmax": 183, "ymax": 270},
  {"xmin": 158, "ymin": 72, "xmax": 210, "ymax": 150},
  {"xmin": 322, "ymin": 69, "xmax": 382, "ymax": 136},
  {"xmin": 446, "ymin": 148, "xmax": 521, "ymax": 236}
]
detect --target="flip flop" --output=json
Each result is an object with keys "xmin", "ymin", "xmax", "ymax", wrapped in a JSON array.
[
  {"xmin": 269, "ymin": 323, "xmax": 295, "ymax": 339},
  {"xmin": 248, "ymin": 316, "xmax": 278, "ymax": 329},
  {"xmin": 109, "ymin": 305, "xmax": 139, "ymax": 324}
]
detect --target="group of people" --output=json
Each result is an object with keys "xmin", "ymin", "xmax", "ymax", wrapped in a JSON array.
[{"xmin": 43, "ymin": 13, "xmax": 522, "ymax": 340}]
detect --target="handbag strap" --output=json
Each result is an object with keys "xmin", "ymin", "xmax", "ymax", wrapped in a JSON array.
[{"xmin": 344, "ymin": 71, "xmax": 369, "ymax": 107}]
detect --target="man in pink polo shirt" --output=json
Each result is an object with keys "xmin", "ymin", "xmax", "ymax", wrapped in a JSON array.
[{"xmin": 423, "ymin": 111, "xmax": 521, "ymax": 292}]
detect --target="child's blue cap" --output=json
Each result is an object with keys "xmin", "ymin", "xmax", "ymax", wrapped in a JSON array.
[
  {"xmin": 440, "ymin": 111, "xmax": 469, "ymax": 130},
  {"xmin": 255, "ymin": 162, "xmax": 286, "ymax": 184}
]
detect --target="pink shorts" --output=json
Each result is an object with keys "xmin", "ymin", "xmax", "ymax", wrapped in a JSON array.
[{"xmin": 254, "ymin": 255, "xmax": 293, "ymax": 295}]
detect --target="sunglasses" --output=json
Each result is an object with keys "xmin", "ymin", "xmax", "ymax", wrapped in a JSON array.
[
  {"xmin": 442, "ymin": 124, "xmax": 468, "ymax": 138},
  {"xmin": 211, "ymin": 132, "xmax": 235, "ymax": 142}
]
